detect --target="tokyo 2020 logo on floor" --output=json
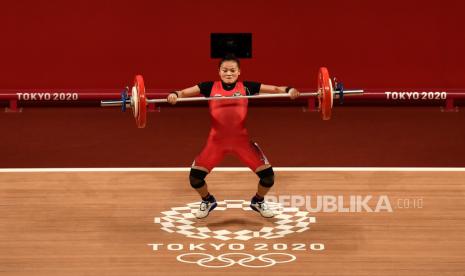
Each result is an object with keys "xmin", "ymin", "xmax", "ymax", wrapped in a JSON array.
[
  {"xmin": 151, "ymin": 200, "xmax": 322, "ymax": 268},
  {"xmin": 154, "ymin": 199, "xmax": 316, "ymax": 241}
]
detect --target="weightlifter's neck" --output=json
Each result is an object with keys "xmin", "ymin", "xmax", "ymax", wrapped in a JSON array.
[{"xmin": 221, "ymin": 81, "xmax": 237, "ymax": 91}]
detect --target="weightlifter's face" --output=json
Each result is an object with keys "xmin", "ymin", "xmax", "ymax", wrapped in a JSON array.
[{"xmin": 219, "ymin": 61, "xmax": 240, "ymax": 84}]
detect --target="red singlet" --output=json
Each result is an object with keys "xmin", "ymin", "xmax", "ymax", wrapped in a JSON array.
[{"xmin": 193, "ymin": 81, "xmax": 269, "ymax": 172}]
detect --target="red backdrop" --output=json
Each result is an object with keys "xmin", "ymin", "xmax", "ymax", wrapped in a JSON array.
[{"xmin": 1, "ymin": 0, "xmax": 464, "ymax": 90}]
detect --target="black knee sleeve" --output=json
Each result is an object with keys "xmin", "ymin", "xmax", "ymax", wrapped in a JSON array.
[
  {"xmin": 257, "ymin": 167, "xmax": 275, "ymax": 188},
  {"xmin": 189, "ymin": 168, "xmax": 208, "ymax": 189}
]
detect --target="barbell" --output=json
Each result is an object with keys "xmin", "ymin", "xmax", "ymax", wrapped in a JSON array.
[{"xmin": 101, "ymin": 67, "xmax": 364, "ymax": 128}]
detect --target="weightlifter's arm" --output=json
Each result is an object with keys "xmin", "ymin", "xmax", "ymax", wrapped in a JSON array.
[
  {"xmin": 259, "ymin": 84, "xmax": 300, "ymax": 99},
  {"xmin": 167, "ymin": 85, "xmax": 201, "ymax": 105}
]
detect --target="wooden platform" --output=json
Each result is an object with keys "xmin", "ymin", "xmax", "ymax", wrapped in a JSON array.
[{"xmin": 1, "ymin": 169, "xmax": 464, "ymax": 275}]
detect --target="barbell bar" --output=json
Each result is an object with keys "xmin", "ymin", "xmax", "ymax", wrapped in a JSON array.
[{"xmin": 101, "ymin": 67, "xmax": 364, "ymax": 128}]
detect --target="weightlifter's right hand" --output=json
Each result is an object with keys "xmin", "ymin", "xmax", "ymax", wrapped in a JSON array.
[{"xmin": 167, "ymin": 91, "xmax": 179, "ymax": 105}]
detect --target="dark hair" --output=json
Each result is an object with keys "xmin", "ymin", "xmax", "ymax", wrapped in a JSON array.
[{"xmin": 219, "ymin": 54, "xmax": 240, "ymax": 68}]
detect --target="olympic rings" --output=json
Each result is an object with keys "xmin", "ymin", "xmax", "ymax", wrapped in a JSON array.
[{"xmin": 176, "ymin": 252, "xmax": 296, "ymax": 268}]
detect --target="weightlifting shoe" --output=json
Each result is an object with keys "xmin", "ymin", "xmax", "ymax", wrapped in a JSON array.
[
  {"xmin": 195, "ymin": 195, "xmax": 217, "ymax": 219},
  {"xmin": 250, "ymin": 198, "xmax": 275, "ymax": 218}
]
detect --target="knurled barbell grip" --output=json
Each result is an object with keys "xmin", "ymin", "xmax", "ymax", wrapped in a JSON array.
[{"xmin": 146, "ymin": 89, "xmax": 363, "ymax": 104}]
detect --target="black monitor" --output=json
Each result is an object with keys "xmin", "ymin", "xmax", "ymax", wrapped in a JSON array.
[{"xmin": 210, "ymin": 33, "xmax": 252, "ymax": 59}]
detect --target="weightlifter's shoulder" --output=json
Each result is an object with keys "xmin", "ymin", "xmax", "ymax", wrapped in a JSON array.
[
  {"xmin": 243, "ymin": 81, "xmax": 261, "ymax": 95},
  {"xmin": 197, "ymin": 81, "xmax": 214, "ymax": 97}
]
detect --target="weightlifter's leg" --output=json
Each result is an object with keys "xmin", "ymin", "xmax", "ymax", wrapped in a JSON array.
[
  {"xmin": 234, "ymin": 140, "xmax": 275, "ymax": 218},
  {"xmin": 190, "ymin": 140, "xmax": 225, "ymax": 219}
]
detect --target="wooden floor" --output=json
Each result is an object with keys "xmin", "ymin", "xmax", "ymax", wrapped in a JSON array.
[{"xmin": 1, "ymin": 170, "xmax": 464, "ymax": 275}]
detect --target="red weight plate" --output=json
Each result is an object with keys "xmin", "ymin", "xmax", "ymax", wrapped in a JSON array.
[
  {"xmin": 318, "ymin": 67, "xmax": 332, "ymax": 120},
  {"xmin": 134, "ymin": 75, "xmax": 147, "ymax": 128}
]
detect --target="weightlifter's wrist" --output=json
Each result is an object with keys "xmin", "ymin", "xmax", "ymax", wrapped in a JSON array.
[{"xmin": 170, "ymin": 91, "xmax": 180, "ymax": 98}]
